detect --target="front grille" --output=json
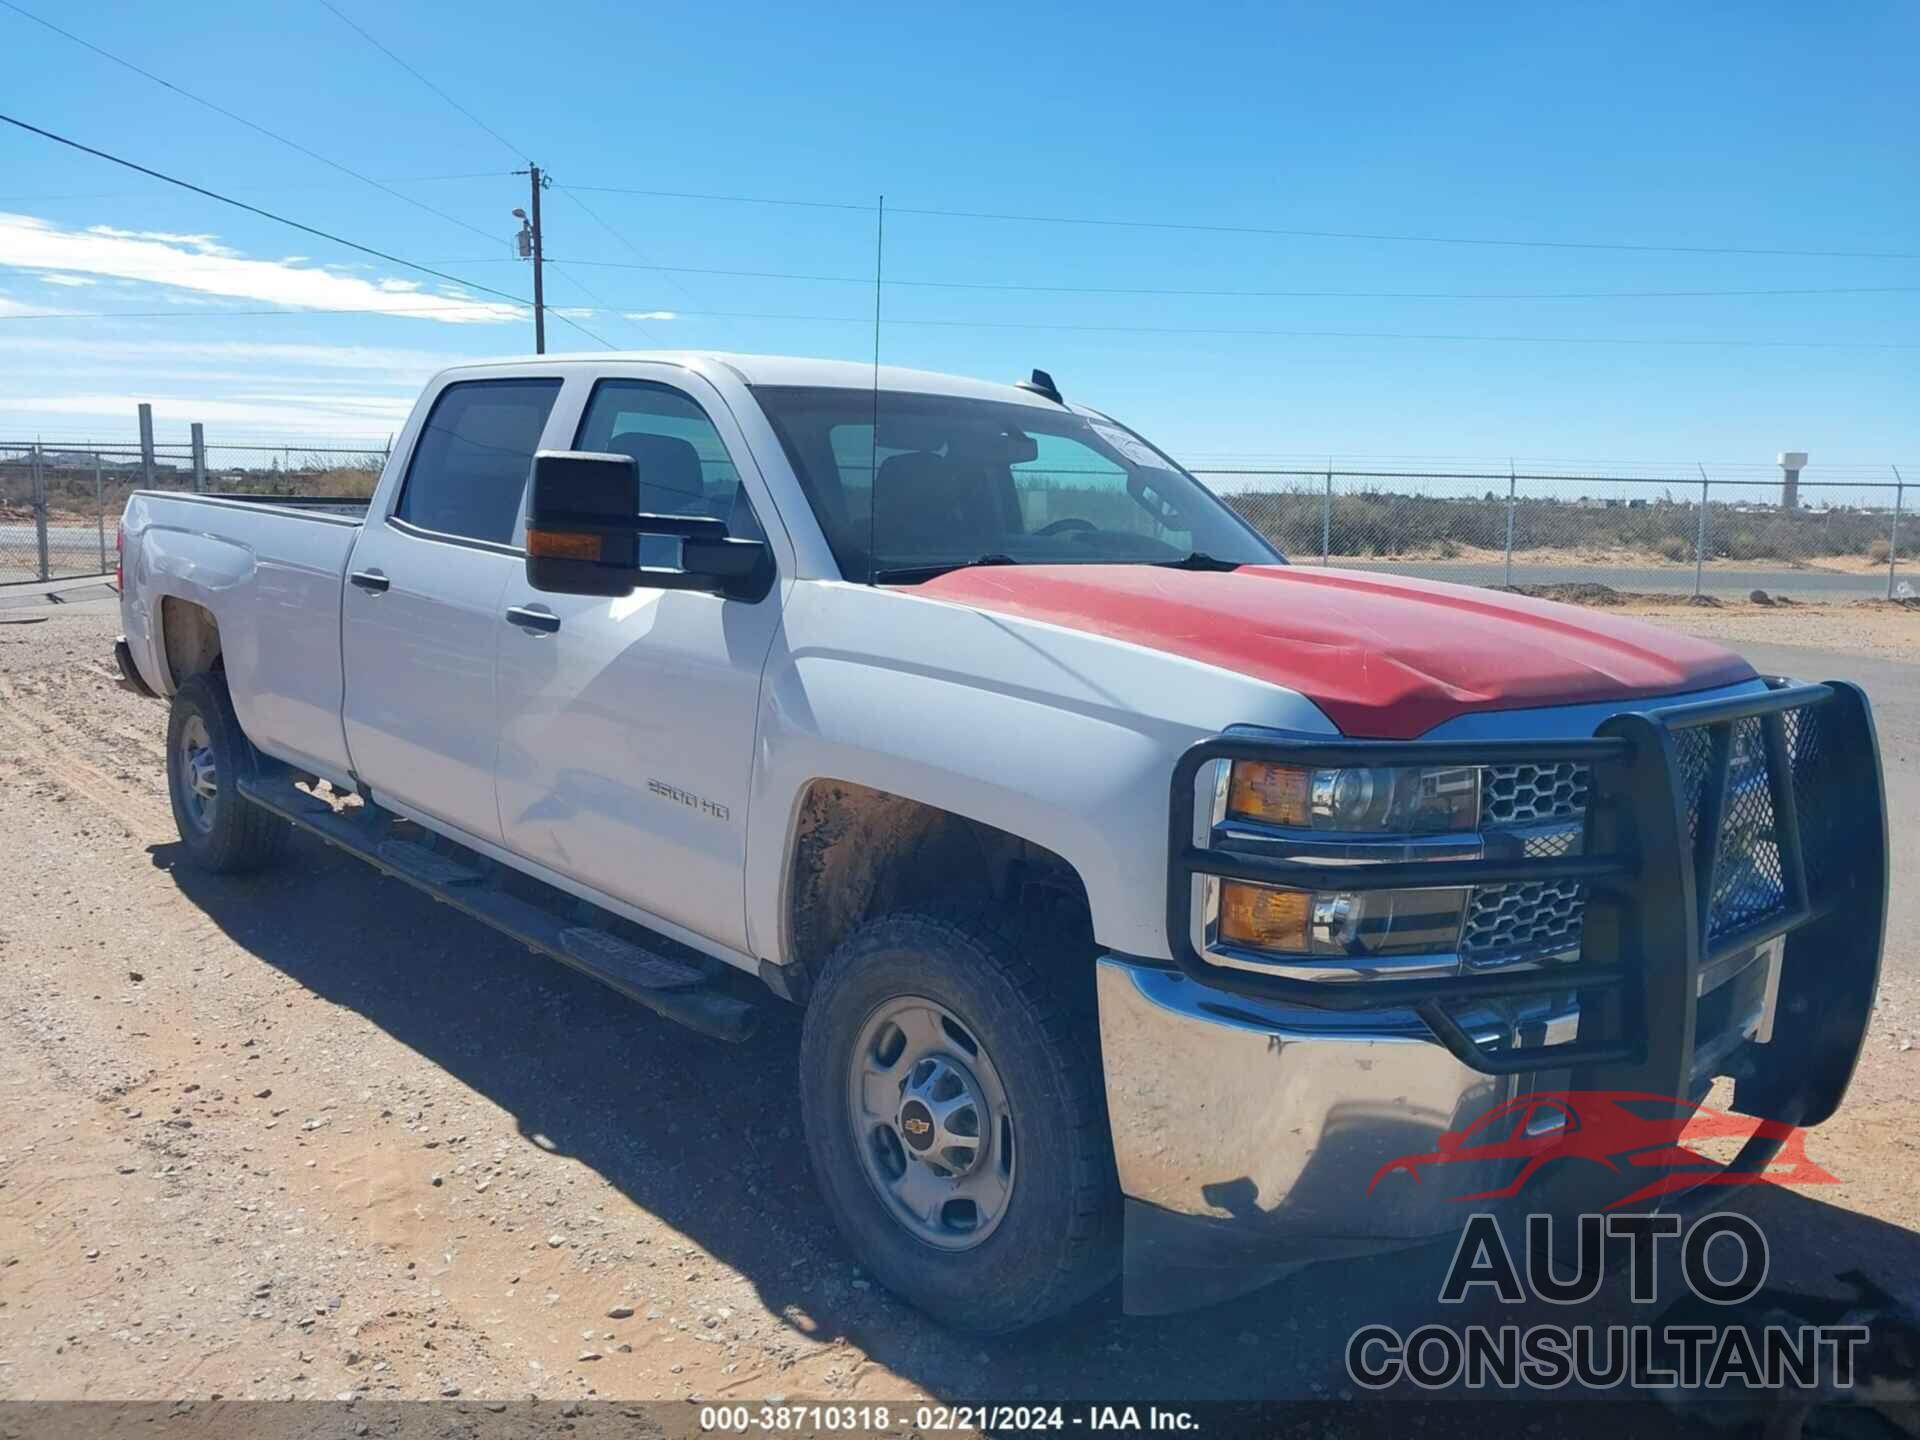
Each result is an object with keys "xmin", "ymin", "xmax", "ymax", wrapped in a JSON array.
[
  {"xmin": 1472, "ymin": 764, "xmax": 1591, "ymax": 966},
  {"xmin": 1482, "ymin": 761, "xmax": 1589, "ymax": 825},
  {"xmin": 1461, "ymin": 877, "xmax": 1585, "ymax": 966}
]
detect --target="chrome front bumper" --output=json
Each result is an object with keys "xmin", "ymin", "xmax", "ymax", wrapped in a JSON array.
[
  {"xmin": 1097, "ymin": 955, "xmax": 1573, "ymax": 1315},
  {"xmin": 1106, "ymin": 680, "xmax": 1888, "ymax": 1316}
]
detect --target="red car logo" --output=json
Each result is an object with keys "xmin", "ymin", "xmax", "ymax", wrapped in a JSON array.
[{"xmin": 1367, "ymin": 1089, "xmax": 1837, "ymax": 1210}]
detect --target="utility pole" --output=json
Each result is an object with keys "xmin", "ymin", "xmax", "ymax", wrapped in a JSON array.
[{"xmin": 513, "ymin": 165, "xmax": 550, "ymax": 354}]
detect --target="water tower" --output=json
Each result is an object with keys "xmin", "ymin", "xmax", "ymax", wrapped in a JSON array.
[{"xmin": 1778, "ymin": 451, "xmax": 1807, "ymax": 510}]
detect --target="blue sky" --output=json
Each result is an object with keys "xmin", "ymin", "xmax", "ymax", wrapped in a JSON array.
[{"xmin": 1, "ymin": 1, "xmax": 1915, "ymax": 481}]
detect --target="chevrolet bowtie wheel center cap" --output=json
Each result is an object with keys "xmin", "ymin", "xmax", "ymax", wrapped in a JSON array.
[{"xmin": 849, "ymin": 998, "xmax": 1016, "ymax": 1251}]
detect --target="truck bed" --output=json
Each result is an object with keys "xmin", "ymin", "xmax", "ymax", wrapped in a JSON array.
[
  {"xmin": 119, "ymin": 488, "xmax": 370, "ymax": 783},
  {"xmin": 140, "ymin": 490, "xmax": 372, "ymax": 519}
]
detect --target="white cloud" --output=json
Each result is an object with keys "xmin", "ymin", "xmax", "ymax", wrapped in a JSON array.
[
  {"xmin": 36, "ymin": 273, "xmax": 99, "ymax": 288},
  {"xmin": 624, "ymin": 310, "xmax": 678, "ymax": 321},
  {"xmin": 0, "ymin": 390, "xmax": 416, "ymax": 436},
  {"xmin": 86, "ymin": 224, "xmax": 240, "ymax": 256},
  {"xmin": 0, "ymin": 335, "xmax": 502, "ymax": 440},
  {"xmin": 0, "ymin": 213, "xmax": 522, "ymax": 324},
  {"xmin": 0, "ymin": 333, "xmax": 483, "ymax": 374}
]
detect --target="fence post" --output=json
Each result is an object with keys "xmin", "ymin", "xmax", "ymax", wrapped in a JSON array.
[
  {"xmin": 1695, "ymin": 465, "xmax": 1710, "ymax": 599},
  {"xmin": 1503, "ymin": 463, "xmax": 1516, "ymax": 587},
  {"xmin": 138, "ymin": 403, "xmax": 155, "ymax": 489},
  {"xmin": 191, "ymin": 422, "xmax": 207, "ymax": 493},
  {"xmin": 1321, "ymin": 464, "xmax": 1332, "ymax": 566},
  {"xmin": 95, "ymin": 452, "xmax": 106, "ymax": 574},
  {"xmin": 31, "ymin": 443, "xmax": 50, "ymax": 582},
  {"xmin": 1892, "ymin": 466, "xmax": 1905, "ymax": 600}
]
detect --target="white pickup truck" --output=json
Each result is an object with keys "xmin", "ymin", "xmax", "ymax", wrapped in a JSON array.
[{"xmin": 115, "ymin": 352, "xmax": 1887, "ymax": 1333}]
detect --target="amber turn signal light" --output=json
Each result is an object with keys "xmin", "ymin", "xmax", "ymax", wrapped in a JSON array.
[
  {"xmin": 1227, "ymin": 762, "xmax": 1311, "ymax": 827},
  {"xmin": 1218, "ymin": 881, "xmax": 1311, "ymax": 951}
]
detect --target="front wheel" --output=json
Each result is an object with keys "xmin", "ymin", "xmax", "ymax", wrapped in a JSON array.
[
  {"xmin": 799, "ymin": 908, "xmax": 1119, "ymax": 1333},
  {"xmin": 165, "ymin": 671, "xmax": 289, "ymax": 873}
]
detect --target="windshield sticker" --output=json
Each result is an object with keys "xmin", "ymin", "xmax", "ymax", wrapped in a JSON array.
[{"xmin": 1090, "ymin": 424, "xmax": 1170, "ymax": 470}]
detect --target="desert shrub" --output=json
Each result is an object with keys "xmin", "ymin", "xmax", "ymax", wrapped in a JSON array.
[
  {"xmin": 1655, "ymin": 535, "xmax": 1690, "ymax": 562},
  {"xmin": 1868, "ymin": 538, "xmax": 1892, "ymax": 565}
]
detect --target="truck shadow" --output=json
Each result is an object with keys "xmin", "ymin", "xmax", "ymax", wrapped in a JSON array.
[{"xmin": 152, "ymin": 833, "xmax": 1920, "ymax": 1407}]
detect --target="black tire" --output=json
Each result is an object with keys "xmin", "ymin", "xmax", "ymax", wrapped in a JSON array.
[
  {"xmin": 165, "ymin": 671, "xmax": 290, "ymax": 873},
  {"xmin": 799, "ymin": 907, "xmax": 1119, "ymax": 1333}
]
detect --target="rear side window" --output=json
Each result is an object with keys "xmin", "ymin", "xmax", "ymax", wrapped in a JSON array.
[
  {"xmin": 395, "ymin": 378, "xmax": 562, "ymax": 544},
  {"xmin": 572, "ymin": 379, "xmax": 762, "ymax": 539}
]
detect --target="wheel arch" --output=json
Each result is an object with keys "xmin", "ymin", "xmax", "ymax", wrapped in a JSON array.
[
  {"xmin": 157, "ymin": 595, "xmax": 224, "ymax": 690},
  {"xmin": 778, "ymin": 778, "xmax": 1096, "ymax": 992}
]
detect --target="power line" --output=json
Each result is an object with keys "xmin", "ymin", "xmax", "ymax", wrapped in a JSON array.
[
  {"xmin": 301, "ymin": 1, "xmax": 575, "ymax": 353},
  {"xmin": 0, "ymin": 113, "xmax": 613, "ymax": 348},
  {"xmin": 564, "ymin": 181, "xmax": 1920, "ymax": 263},
  {"xmin": 314, "ymin": 0, "xmax": 527, "ymax": 162},
  {"xmin": 540, "ymin": 258, "xmax": 1920, "ymax": 302},
  {"xmin": 3, "ymin": 295, "xmax": 1913, "ymax": 351},
  {"xmin": 0, "ymin": 305, "xmax": 522, "ymax": 321},
  {"xmin": 567, "ymin": 183, "xmax": 874, "ymax": 214},
  {"xmin": 548, "ymin": 182, "xmax": 718, "ymax": 332},
  {"xmin": 298, "ymin": 2, "xmax": 711, "ymax": 346},
  {"xmin": 546, "ymin": 260, "xmax": 665, "ymax": 345},
  {"xmin": 0, "ymin": 173, "xmax": 517, "ymax": 204},
  {"xmin": 0, "ymin": 0, "xmax": 505, "ymax": 248},
  {"xmin": 886, "ymin": 204, "xmax": 1920, "ymax": 264}
]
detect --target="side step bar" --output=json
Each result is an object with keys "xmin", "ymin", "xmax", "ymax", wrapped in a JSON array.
[{"xmin": 235, "ymin": 771, "xmax": 757, "ymax": 1043}]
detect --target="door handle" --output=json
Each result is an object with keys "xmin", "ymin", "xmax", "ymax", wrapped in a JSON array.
[
  {"xmin": 506, "ymin": 605, "xmax": 560, "ymax": 634},
  {"xmin": 349, "ymin": 569, "xmax": 390, "ymax": 594}
]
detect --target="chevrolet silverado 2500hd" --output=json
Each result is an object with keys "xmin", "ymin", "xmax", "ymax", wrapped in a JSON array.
[{"xmin": 114, "ymin": 353, "xmax": 1887, "ymax": 1333}]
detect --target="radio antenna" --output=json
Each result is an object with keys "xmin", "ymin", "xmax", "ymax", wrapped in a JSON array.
[{"xmin": 866, "ymin": 193, "xmax": 884, "ymax": 585}]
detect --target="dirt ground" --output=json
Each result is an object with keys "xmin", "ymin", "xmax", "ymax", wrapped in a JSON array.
[
  {"xmin": 1615, "ymin": 596, "xmax": 1920, "ymax": 662},
  {"xmin": 1, "ymin": 595, "xmax": 1916, "ymax": 1409}
]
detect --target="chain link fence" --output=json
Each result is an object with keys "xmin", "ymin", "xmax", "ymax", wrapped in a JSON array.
[
  {"xmin": 3, "ymin": 439, "xmax": 1909, "ymax": 603},
  {"xmin": 1200, "ymin": 469, "xmax": 1910, "ymax": 603},
  {"xmin": 1, "ymin": 441, "xmax": 388, "ymax": 584}
]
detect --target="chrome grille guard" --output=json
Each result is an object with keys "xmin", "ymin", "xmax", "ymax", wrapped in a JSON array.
[{"xmin": 1166, "ymin": 679, "xmax": 1887, "ymax": 1120}]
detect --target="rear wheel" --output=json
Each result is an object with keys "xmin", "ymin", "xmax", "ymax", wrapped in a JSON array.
[
  {"xmin": 166, "ymin": 672, "xmax": 289, "ymax": 873},
  {"xmin": 799, "ymin": 908, "xmax": 1118, "ymax": 1333}
]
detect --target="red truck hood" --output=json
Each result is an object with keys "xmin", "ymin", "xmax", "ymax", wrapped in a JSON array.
[{"xmin": 916, "ymin": 564, "xmax": 1755, "ymax": 739}]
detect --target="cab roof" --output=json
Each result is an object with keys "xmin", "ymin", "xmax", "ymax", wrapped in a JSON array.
[{"xmin": 436, "ymin": 351, "xmax": 1069, "ymax": 410}]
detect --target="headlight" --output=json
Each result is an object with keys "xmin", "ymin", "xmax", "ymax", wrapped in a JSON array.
[
  {"xmin": 1218, "ymin": 878, "xmax": 1469, "ymax": 959},
  {"xmin": 1227, "ymin": 761, "xmax": 1478, "ymax": 833}
]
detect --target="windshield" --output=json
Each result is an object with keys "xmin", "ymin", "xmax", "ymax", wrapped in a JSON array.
[{"xmin": 751, "ymin": 385, "xmax": 1282, "ymax": 581}]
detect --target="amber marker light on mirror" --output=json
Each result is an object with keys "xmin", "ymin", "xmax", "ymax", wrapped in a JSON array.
[{"xmin": 525, "ymin": 529, "xmax": 603, "ymax": 560}]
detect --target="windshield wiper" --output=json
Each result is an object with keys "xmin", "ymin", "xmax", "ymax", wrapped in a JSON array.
[
  {"xmin": 872, "ymin": 553, "xmax": 1020, "ymax": 585},
  {"xmin": 1154, "ymin": 551, "xmax": 1242, "ymax": 572}
]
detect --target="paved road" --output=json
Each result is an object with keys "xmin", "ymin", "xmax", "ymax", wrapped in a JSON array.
[
  {"xmin": 1331, "ymin": 557, "xmax": 1904, "ymax": 600},
  {"xmin": 1721, "ymin": 637, "xmax": 1916, "ymax": 1012},
  {"xmin": 0, "ymin": 522, "xmax": 109, "ymax": 584}
]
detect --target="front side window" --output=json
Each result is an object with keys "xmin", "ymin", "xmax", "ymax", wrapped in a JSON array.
[
  {"xmin": 752, "ymin": 386, "xmax": 1278, "ymax": 581},
  {"xmin": 573, "ymin": 379, "xmax": 763, "ymax": 541},
  {"xmin": 395, "ymin": 378, "xmax": 562, "ymax": 544}
]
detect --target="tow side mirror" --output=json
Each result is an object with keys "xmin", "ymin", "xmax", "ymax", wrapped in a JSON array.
[{"xmin": 525, "ymin": 450, "xmax": 773, "ymax": 602}]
